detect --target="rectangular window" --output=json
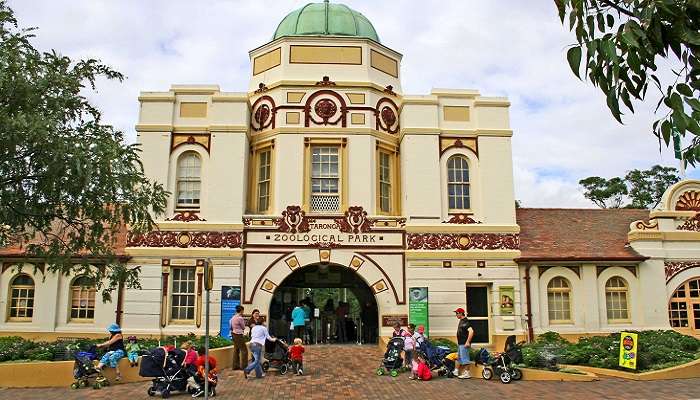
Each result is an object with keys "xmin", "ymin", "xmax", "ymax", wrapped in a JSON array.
[
  {"xmin": 310, "ymin": 146, "xmax": 340, "ymax": 212},
  {"xmin": 10, "ymin": 287, "xmax": 34, "ymax": 319},
  {"xmin": 379, "ymin": 151, "xmax": 392, "ymax": 213},
  {"xmin": 257, "ymin": 150, "xmax": 271, "ymax": 212},
  {"xmin": 171, "ymin": 267, "xmax": 196, "ymax": 322},
  {"xmin": 70, "ymin": 287, "xmax": 95, "ymax": 320}
]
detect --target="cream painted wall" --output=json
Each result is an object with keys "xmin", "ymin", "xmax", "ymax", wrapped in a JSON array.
[
  {"xmin": 400, "ymin": 134, "xmax": 442, "ymax": 222},
  {"xmin": 273, "ymin": 134, "xmax": 305, "ymax": 213}
]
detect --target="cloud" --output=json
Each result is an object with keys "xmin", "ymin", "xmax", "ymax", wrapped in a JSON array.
[{"xmin": 7, "ymin": 0, "xmax": 690, "ymax": 208}]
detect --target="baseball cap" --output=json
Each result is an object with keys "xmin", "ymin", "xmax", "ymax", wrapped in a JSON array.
[
  {"xmin": 453, "ymin": 307, "xmax": 465, "ymax": 314},
  {"xmin": 417, "ymin": 325, "xmax": 425, "ymax": 334}
]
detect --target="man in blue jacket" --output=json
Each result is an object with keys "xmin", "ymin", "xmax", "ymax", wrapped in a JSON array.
[{"xmin": 291, "ymin": 300, "xmax": 306, "ymax": 343}]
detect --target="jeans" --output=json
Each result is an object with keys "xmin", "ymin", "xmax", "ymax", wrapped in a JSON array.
[{"xmin": 244, "ymin": 343, "xmax": 264, "ymax": 378}]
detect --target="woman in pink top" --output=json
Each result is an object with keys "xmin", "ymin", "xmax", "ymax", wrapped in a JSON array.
[{"xmin": 181, "ymin": 341, "xmax": 198, "ymax": 375}]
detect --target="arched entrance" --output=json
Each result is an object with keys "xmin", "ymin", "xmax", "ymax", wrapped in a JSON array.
[
  {"xmin": 267, "ymin": 263, "xmax": 378, "ymax": 344},
  {"xmin": 669, "ymin": 277, "xmax": 700, "ymax": 336}
]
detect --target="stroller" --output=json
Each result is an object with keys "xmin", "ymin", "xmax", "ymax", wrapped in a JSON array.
[
  {"xmin": 480, "ymin": 335, "xmax": 524, "ymax": 384},
  {"xmin": 417, "ymin": 340, "xmax": 453, "ymax": 377},
  {"xmin": 70, "ymin": 345, "xmax": 109, "ymax": 389},
  {"xmin": 376, "ymin": 337, "xmax": 404, "ymax": 377},
  {"xmin": 139, "ymin": 347, "xmax": 189, "ymax": 398},
  {"xmin": 262, "ymin": 339, "xmax": 292, "ymax": 375}
]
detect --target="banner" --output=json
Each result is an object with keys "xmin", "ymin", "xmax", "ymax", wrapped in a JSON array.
[
  {"xmin": 499, "ymin": 286, "xmax": 515, "ymax": 315},
  {"xmin": 618, "ymin": 331, "xmax": 638, "ymax": 370},
  {"xmin": 219, "ymin": 286, "xmax": 241, "ymax": 338},
  {"xmin": 408, "ymin": 287, "xmax": 429, "ymax": 337}
]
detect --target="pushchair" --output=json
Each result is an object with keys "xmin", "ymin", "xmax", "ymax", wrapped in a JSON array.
[
  {"xmin": 262, "ymin": 339, "xmax": 292, "ymax": 375},
  {"xmin": 417, "ymin": 340, "xmax": 453, "ymax": 377},
  {"xmin": 139, "ymin": 347, "xmax": 189, "ymax": 398},
  {"xmin": 70, "ymin": 345, "xmax": 109, "ymax": 389},
  {"xmin": 376, "ymin": 337, "xmax": 404, "ymax": 377},
  {"xmin": 480, "ymin": 335, "xmax": 524, "ymax": 384}
]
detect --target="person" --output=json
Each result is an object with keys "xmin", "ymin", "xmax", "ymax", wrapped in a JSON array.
[
  {"xmin": 413, "ymin": 325, "xmax": 426, "ymax": 346},
  {"xmin": 302, "ymin": 299, "xmax": 312, "ymax": 344},
  {"xmin": 335, "ymin": 302, "xmax": 347, "ymax": 343},
  {"xmin": 244, "ymin": 317, "xmax": 276, "ymax": 379},
  {"xmin": 291, "ymin": 301, "xmax": 306, "ymax": 343},
  {"xmin": 322, "ymin": 299, "xmax": 335, "ymax": 343},
  {"xmin": 391, "ymin": 322, "xmax": 405, "ymax": 338},
  {"xmin": 192, "ymin": 347, "xmax": 218, "ymax": 398},
  {"xmin": 288, "ymin": 337, "xmax": 305, "ymax": 375},
  {"xmin": 453, "ymin": 307, "xmax": 474, "ymax": 379},
  {"xmin": 362, "ymin": 300, "xmax": 378, "ymax": 343},
  {"xmin": 229, "ymin": 305, "xmax": 248, "ymax": 370},
  {"xmin": 181, "ymin": 341, "xmax": 198, "ymax": 375},
  {"xmin": 415, "ymin": 353, "xmax": 432, "ymax": 381},
  {"xmin": 96, "ymin": 323, "xmax": 126, "ymax": 381},
  {"xmin": 125, "ymin": 335, "xmax": 141, "ymax": 367},
  {"xmin": 403, "ymin": 324, "xmax": 416, "ymax": 370}
]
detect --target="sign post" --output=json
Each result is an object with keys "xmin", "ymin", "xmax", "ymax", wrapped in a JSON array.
[
  {"xmin": 204, "ymin": 258, "xmax": 212, "ymax": 400},
  {"xmin": 618, "ymin": 331, "xmax": 638, "ymax": 370},
  {"xmin": 408, "ymin": 287, "xmax": 429, "ymax": 337}
]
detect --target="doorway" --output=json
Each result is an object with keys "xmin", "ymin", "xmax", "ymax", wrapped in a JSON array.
[
  {"xmin": 268, "ymin": 263, "xmax": 379, "ymax": 344},
  {"xmin": 466, "ymin": 284, "xmax": 490, "ymax": 344}
]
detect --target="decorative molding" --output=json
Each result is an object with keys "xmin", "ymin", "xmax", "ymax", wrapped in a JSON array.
[
  {"xmin": 678, "ymin": 213, "xmax": 700, "ymax": 231},
  {"xmin": 308, "ymin": 242, "xmax": 342, "ymax": 249},
  {"xmin": 285, "ymin": 256, "xmax": 300, "ymax": 271},
  {"xmin": 664, "ymin": 260, "xmax": 700, "ymax": 282},
  {"xmin": 349, "ymin": 256, "xmax": 364, "ymax": 271},
  {"xmin": 405, "ymin": 233, "xmax": 519, "ymax": 250},
  {"xmin": 274, "ymin": 205, "xmax": 314, "ymax": 233},
  {"xmin": 305, "ymin": 90, "xmax": 347, "ymax": 127},
  {"xmin": 538, "ymin": 265, "xmax": 581, "ymax": 278},
  {"xmin": 250, "ymin": 95, "xmax": 276, "ymax": 132},
  {"xmin": 375, "ymin": 97, "xmax": 400, "ymax": 134},
  {"xmin": 675, "ymin": 191, "xmax": 700, "ymax": 211},
  {"xmin": 315, "ymin": 76, "xmax": 336, "ymax": 86},
  {"xmin": 127, "ymin": 231, "xmax": 243, "ymax": 248},
  {"xmin": 384, "ymin": 85, "xmax": 397, "ymax": 97},
  {"xmin": 166, "ymin": 211, "xmax": 206, "ymax": 222},
  {"xmin": 254, "ymin": 82, "xmax": 269, "ymax": 94},
  {"xmin": 260, "ymin": 279, "xmax": 277, "ymax": 293},
  {"xmin": 371, "ymin": 279, "xmax": 389, "ymax": 294},
  {"xmin": 335, "ymin": 206, "xmax": 372, "ymax": 233},
  {"xmin": 631, "ymin": 218, "xmax": 657, "ymax": 231},
  {"xmin": 443, "ymin": 214, "xmax": 482, "ymax": 224},
  {"xmin": 170, "ymin": 133, "xmax": 211, "ymax": 154}
]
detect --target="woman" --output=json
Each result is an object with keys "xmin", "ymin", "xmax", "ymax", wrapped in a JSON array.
[
  {"xmin": 243, "ymin": 310, "xmax": 276, "ymax": 379},
  {"xmin": 96, "ymin": 323, "xmax": 126, "ymax": 381}
]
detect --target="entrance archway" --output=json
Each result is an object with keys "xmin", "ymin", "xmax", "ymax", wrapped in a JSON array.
[
  {"xmin": 669, "ymin": 277, "xmax": 700, "ymax": 336},
  {"xmin": 267, "ymin": 263, "xmax": 378, "ymax": 344}
]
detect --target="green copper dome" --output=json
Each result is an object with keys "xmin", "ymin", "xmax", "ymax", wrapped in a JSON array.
[{"xmin": 273, "ymin": 1, "xmax": 380, "ymax": 43}]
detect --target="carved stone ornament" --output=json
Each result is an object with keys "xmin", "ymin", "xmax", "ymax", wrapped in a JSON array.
[
  {"xmin": 632, "ymin": 219, "xmax": 658, "ymax": 230},
  {"xmin": 309, "ymin": 242, "xmax": 342, "ymax": 249},
  {"xmin": 254, "ymin": 104, "xmax": 271, "ymax": 125},
  {"xmin": 384, "ymin": 85, "xmax": 397, "ymax": 96},
  {"xmin": 166, "ymin": 211, "xmax": 206, "ymax": 222},
  {"xmin": 127, "ymin": 231, "xmax": 242, "ymax": 248},
  {"xmin": 314, "ymin": 99, "xmax": 338, "ymax": 120},
  {"xmin": 676, "ymin": 190, "xmax": 700, "ymax": 211},
  {"xmin": 678, "ymin": 213, "xmax": 700, "ymax": 231},
  {"xmin": 443, "ymin": 214, "xmax": 481, "ymax": 224},
  {"xmin": 316, "ymin": 76, "xmax": 336, "ymax": 86},
  {"xmin": 664, "ymin": 260, "xmax": 700, "ymax": 281},
  {"xmin": 380, "ymin": 106, "xmax": 396, "ymax": 128},
  {"xmin": 335, "ymin": 206, "xmax": 373, "ymax": 234},
  {"xmin": 254, "ymin": 82, "xmax": 269, "ymax": 94},
  {"xmin": 274, "ymin": 205, "xmax": 314, "ymax": 234},
  {"xmin": 406, "ymin": 233, "xmax": 519, "ymax": 250}
]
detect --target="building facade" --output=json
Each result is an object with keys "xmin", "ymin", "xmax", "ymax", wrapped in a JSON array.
[{"xmin": 2, "ymin": 2, "xmax": 700, "ymax": 345}]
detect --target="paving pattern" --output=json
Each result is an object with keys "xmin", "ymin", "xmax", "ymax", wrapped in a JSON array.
[{"xmin": 1, "ymin": 345, "xmax": 699, "ymax": 400}]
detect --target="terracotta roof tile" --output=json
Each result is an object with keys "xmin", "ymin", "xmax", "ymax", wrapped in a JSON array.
[
  {"xmin": 516, "ymin": 208, "xmax": 649, "ymax": 262},
  {"xmin": 0, "ymin": 223, "xmax": 128, "ymax": 258}
]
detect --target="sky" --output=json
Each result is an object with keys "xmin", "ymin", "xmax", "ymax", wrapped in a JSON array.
[{"xmin": 8, "ymin": 0, "xmax": 695, "ymax": 208}]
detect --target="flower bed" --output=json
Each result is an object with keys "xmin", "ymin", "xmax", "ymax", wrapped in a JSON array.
[
  {"xmin": 522, "ymin": 330, "xmax": 700, "ymax": 372},
  {"xmin": 0, "ymin": 334, "xmax": 232, "ymax": 363}
]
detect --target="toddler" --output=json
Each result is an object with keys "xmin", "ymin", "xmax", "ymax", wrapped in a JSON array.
[
  {"xmin": 288, "ymin": 337, "xmax": 305, "ymax": 375},
  {"xmin": 403, "ymin": 324, "xmax": 416, "ymax": 371},
  {"xmin": 415, "ymin": 353, "xmax": 432, "ymax": 381},
  {"xmin": 125, "ymin": 335, "xmax": 141, "ymax": 367}
]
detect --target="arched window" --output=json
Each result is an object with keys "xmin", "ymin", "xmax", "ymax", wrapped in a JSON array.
[
  {"xmin": 70, "ymin": 276, "xmax": 96, "ymax": 321},
  {"xmin": 547, "ymin": 277, "xmax": 572, "ymax": 323},
  {"xmin": 605, "ymin": 277, "xmax": 630, "ymax": 322},
  {"xmin": 669, "ymin": 277, "xmax": 700, "ymax": 334},
  {"xmin": 8, "ymin": 274, "xmax": 34, "ymax": 320},
  {"xmin": 176, "ymin": 152, "xmax": 201, "ymax": 208},
  {"xmin": 447, "ymin": 155, "xmax": 470, "ymax": 210}
]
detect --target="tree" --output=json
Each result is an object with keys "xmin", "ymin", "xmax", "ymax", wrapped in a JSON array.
[
  {"xmin": 555, "ymin": 1, "xmax": 700, "ymax": 164},
  {"xmin": 579, "ymin": 164, "xmax": 680, "ymax": 208},
  {"xmin": 0, "ymin": 2, "xmax": 167, "ymax": 300}
]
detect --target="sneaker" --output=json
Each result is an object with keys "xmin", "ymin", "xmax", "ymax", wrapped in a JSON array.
[
  {"xmin": 452, "ymin": 369, "xmax": 460, "ymax": 376},
  {"xmin": 242, "ymin": 370, "xmax": 248, "ymax": 379},
  {"xmin": 298, "ymin": 369, "xmax": 303, "ymax": 376},
  {"xmin": 458, "ymin": 372, "xmax": 471, "ymax": 379},
  {"xmin": 192, "ymin": 390, "xmax": 204, "ymax": 398}
]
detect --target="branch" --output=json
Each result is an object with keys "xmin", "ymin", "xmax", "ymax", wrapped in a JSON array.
[{"xmin": 599, "ymin": 0, "xmax": 635, "ymax": 18}]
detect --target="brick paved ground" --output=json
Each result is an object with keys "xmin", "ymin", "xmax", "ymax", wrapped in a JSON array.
[{"xmin": 1, "ymin": 345, "xmax": 699, "ymax": 400}]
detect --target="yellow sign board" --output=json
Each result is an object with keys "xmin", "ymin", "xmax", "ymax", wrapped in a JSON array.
[{"xmin": 618, "ymin": 332, "xmax": 638, "ymax": 369}]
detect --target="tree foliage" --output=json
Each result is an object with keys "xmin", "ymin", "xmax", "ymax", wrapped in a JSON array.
[
  {"xmin": 579, "ymin": 164, "xmax": 680, "ymax": 208},
  {"xmin": 556, "ymin": 1, "xmax": 700, "ymax": 163},
  {"xmin": 0, "ymin": 2, "xmax": 167, "ymax": 300}
]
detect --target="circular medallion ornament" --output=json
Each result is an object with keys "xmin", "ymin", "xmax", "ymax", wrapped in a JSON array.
[
  {"xmin": 457, "ymin": 235, "xmax": 471, "ymax": 248},
  {"xmin": 374, "ymin": 282, "xmax": 385, "ymax": 291},
  {"xmin": 254, "ymin": 104, "xmax": 270, "ymax": 125},
  {"xmin": 177, "ymin": 232, "xmax": 192, "ymax": 247},
  {"xmin": 314, "ymin": 99, "xmax": 337, "ymax": 119},
  {"xmin": 381, "ymin": 106, "xmax": 396, "ymax": 127}
]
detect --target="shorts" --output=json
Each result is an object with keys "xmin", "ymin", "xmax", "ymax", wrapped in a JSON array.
[
  {"xmin": 457, "ymin": 344, "xmax": 470, "ymax": 364},
  {"xmin": 99, "ymin": 349, "xmax": 125, "ymax": 368}
]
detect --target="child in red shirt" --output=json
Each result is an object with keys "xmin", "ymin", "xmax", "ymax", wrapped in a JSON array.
[
  {"xmin": 192, "ymin": 348, "xmax": 218, "ymax": 397},
  {"xmin": 415, "ymin": 353, "xmax": 432, "ymax": 381},
  {"xmin": 288, "ymin": 338, "xmax": 305, "ymax": 375}
]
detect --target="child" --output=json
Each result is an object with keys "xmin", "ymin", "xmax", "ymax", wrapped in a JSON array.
[
  {"xmin": 125, "ymin": 335, "xmax": 141, "ymax": 367},
  {"xmin": 415, "ymin": 353, "xmax": 432, "ymax": 381},
  {"xmin": 391, "ymin": 322, "xmax": 405, "ymax": 338},
  {"xmin": 181, "ymin": 341, "xmax": 198, "ymax": 375},
  {"xmin": 192, "ymin": 348, "xmax": 218, "ymax": 398},
  {"xmin": 413, "ymin": 325, "xmax": 426, "ymax": 347},
  {"xmin": 403, "ymin": 324, "xmax": 416, "ymax": 371},
  {"xmin": 288, "ymin": 337, "xmax": 305, "ymax": 375}
]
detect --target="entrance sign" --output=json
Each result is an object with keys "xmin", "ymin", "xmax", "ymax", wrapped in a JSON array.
[
  {"xmin": 382, "ymin": 315, "xmax": 408, "ymax": 327},
  {"xmin": 499, "ymin": 286, "xmax": 514, "ymax": 315},
  {"xmin": 618, "ymin": 331, "xmax": 638, "ymax": 369},
  {"xmin": 219, "ymin": 286, "xmax": 241, "ymax": 338},
  {"xmin": 409, "ymin": 287, "xmax": 429, "ymax": 337}
]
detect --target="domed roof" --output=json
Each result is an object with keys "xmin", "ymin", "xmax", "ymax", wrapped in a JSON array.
[{"xmin": 273, "ymin": 1, "xmax": 380, "ymax": 43}]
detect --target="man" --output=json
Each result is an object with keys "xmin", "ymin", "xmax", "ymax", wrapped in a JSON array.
[
  {"xmin": 229, "ymin": 305, "xmax": 248, "ymax": 370},
  {"xmin": 292, "ymin": 300, "xmax": 306, "ymax": 342},
  {"xmin": 453, "ymin": 307, "xmax": 474, "ymax": 379}
]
